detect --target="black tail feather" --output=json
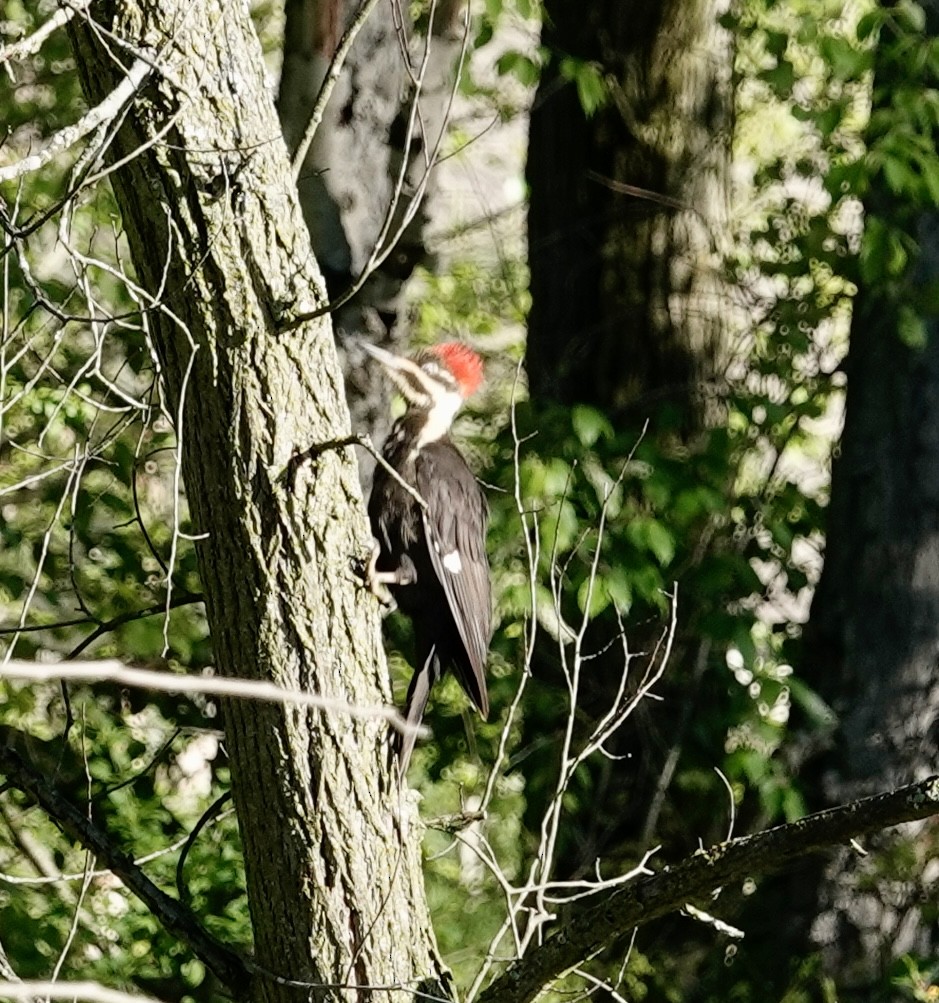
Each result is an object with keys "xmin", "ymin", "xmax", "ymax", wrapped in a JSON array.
[{"xmin": 397, "ymin": 645, "xmax": 439, "ymax": 783}]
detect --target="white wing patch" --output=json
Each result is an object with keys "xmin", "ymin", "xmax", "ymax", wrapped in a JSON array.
[{"xmin": 442, "ymin": 549, "xmax": 462, "ymax": 574}]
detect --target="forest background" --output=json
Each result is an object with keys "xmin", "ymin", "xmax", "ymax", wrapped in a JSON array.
[{"xmin": 1, "ymin": 0, "xmax": 938, "ymax": 1001}]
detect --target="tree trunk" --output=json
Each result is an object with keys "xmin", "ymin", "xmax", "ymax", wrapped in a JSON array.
[
  {"xmin": 518, "ymin": 0, "xmax": 734, "ymax": 881},
  {"xmin": 526, "ymin": 0, "xmax": 732, "ymax": 419},
  {"xmin": 278, "ymin": 0, "xmax": 466, "ymax": 466},
  {"xmin": 759, "ymin": 5, "xmax": 939, "ymax": 994},
  {"xmin": 68, "ymin": 4, "xmax": 444, "ymax": 1001},
  {"xmin": 718, "ymin": 266, "xmax": 939, "ymax": 996},
  {"xmin": 796, "ymin": 161, "xmax": 939, "ymax": 997}
]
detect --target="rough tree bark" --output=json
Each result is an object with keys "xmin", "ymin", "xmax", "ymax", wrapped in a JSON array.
[
  {"xmin": 67, "ymin": 4, "xmax": 444, "ymax": 1001},
  {"xmin": 526, "ymin": 0, "xmax": 732, "ymax": 419},
  {"xmin": 798, "ymin": 239, "xmax": 939, "ymax": 983},
  {"xmin": 788, "ymin": 282, "xmax": 939, "ymax": 994}
]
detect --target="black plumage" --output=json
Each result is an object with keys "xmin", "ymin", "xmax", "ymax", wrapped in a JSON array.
[{"xmin": 363, "ymin": 342, "xmax": 492, "ymax": 778}]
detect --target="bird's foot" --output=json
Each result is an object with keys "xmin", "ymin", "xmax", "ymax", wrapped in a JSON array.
[{"xmin": 359, "ymin": 540, "xmax": 397, "ymax": 611}]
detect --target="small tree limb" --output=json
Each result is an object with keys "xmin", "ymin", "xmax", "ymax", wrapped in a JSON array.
[
  {"xmin": 0, "ymin": 58, "xmax": 151, "ymax": 183},
  {"xmin": 0, "ymin": 982, "xmax": 162, "ymax": 1003},
  {"xmin": 0, "ymin": 747, "xmax": 250, "ymax": 998},
  {"xmin": 0, "ymin": 660, "xmax": 420, "ymax": 736},
  {"xmin": 0, "ymin": 1, "xmax": 92, "ymax": 68},
  {"xmin": 478, "ymin": 776, "xmax": 939, "ymax": 1003},
  {"xmin": 290, "ymin": 0, "xmax": 385, "ymax": 177}
]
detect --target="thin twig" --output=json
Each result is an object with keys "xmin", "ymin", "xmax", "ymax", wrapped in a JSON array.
[
  {"xmin": 0, "ymin": 1, "xmax": 91, "ymax": 67},
  {"xmin": 0, "ymin": 594, "xmax": 204, "ymax": 648},
  {"xmin": 0, "ymin": 749, "xmax": 250, "ymax": 997},
  {"xmin": 176, "ymin": 791, "xmax": 232, "ymax": 906},
  {"xmin": 282, "ymin": 2, "xmax": 472, "ymax": 330},
  {"xmin": 291, "ymin": 0, "xmax": 385, "ymax": 177},
  {"xmin": 0, "ymin": 59, "xmax": 151, "ymax": 183},
  {"xmin": 477, "ymin": 775, "xmax": 939, "ymax": 1003},
  {"xmin": 0, "ymin": 984, "xmax": 162, "ymax": 1003},
  {"xmin": 286, "ymin": 433, "xmax": 428, "ymax": 511}
]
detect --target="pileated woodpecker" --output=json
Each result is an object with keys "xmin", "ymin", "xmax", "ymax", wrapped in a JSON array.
[{"xmin": 362, "ymin": 341, "xmax": 491, "ymax": 778}]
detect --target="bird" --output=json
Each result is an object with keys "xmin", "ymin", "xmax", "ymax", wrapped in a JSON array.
[{"xmin": 362, "ymin": 340, "xmax": 491, "ymax": 780}]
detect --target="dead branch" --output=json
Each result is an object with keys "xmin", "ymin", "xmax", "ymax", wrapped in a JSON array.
[
  {"xmin": 0, "ymin": 58, "xmax": 151, "ymax": 183},
  {"xmin": 478, "ymin": 775, "xmax": 939, "ymax": 1003},
  {"xmin": 0, "ymin": 983, "xmax": 162, "ymax": 1003},
  {"xmin": 0, "ymin": 660, "xmax": 422, "ymax": 737},
  {"xmin": 0, "ymin": 747, "xmax": 250, "ymax": 998},
  {"xmin": 0, "ymin": 2, "xmax": 92, "ymax": 67},
  {"xmin": 290, "ymin": 0, "xmax": 385, "ymax": 176}
]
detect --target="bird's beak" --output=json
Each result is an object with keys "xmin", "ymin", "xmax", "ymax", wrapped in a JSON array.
[
  {"xmin": 360, "ymin": 341, "xmax": 432, "ymax": 406},
  {"xmin": 359, "ymin": 341, "xmax": 402, "ymax": 370}
]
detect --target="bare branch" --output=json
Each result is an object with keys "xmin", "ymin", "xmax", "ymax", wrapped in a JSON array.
[
  {"xmin": 0, "ymin": 984, "xmax": 163, "ymax": 1003},
  {"xmin": 0, "ymin": 820, "xmax": 230, "ymax": 886},
  {"xmin": 0, "ymin": 593, "xmax": 203, "ymax": 646},
  {"xmin": 287, "ymin": 432, "xmax": 428, "ymax": 511},
  {"xmin": 0, "ymin": 749, "xmax": 250, "ymax": 998},
  {"xmin": 291, "ymin": 0, "xmax": 385, "ymax": 177},
  {"xmin": 0, "ymin": 660, "xmax": 423, "ymax": 737},
  {"xmin": 0, "ymin": 58, "xmax": 151, "ymax": 184},
  {"xmin": 477, "ymin": 776, "xmax": 939, "ymax": 1003},
  {"xmin": 282, "ymin": 1, "xmax": 472, "ymax": 330},
  {"xmin": 0, "ymin": 2, "xmax": 92, "ymax": 67}
]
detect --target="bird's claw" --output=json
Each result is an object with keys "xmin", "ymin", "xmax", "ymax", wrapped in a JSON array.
[{"xmin": 358, "ymin": 540, "xmax": 397, "ymax": 611}]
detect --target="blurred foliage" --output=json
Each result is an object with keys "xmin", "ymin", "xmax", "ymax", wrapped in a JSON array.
[{"xmin": 2, "ymin": 0, "xmax": 939, "ymax": 1001}]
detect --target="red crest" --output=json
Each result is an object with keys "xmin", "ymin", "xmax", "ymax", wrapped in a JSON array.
[{"xmin": 430, "ymin": 342, "xmax": 484, "ymax": 398}]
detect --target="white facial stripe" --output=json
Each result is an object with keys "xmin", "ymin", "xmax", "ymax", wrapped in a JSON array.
[
  {"xmin": 410, "ymin": 391, "xmax": 462, "ymax": 453},
  {"xmin": 442, "ymin": 550, "xmax": 462, "ymax": 573},
  {"xmin": 386, "ymin": 367, "xmax": 430, "ymax": 405}
]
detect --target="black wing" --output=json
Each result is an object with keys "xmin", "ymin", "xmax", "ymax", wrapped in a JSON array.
[{"xmin": 414, "ymin": 442, "xmax": 491, "ymax": 716}]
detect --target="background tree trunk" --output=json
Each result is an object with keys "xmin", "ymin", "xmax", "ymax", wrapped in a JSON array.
[
  {"xmin": 278, "ymin": 0, "xmax": 466, "ymax": 469},
  {"xmin": 518, "ymin": 0, "xmax": 734, "ymax": 882},
  {"xmin": 526, "ymin": 0, "xmax": 732, "ymax": 420},
  {"xmin": 792, "ymin": 7, "xmax": 939, "ymax": 986},
  {"xmin": 68, "ymin": 3, "xmax": 444, "ymax": 1000},
  {"xmin": 793, "ymin": 254, "xmax": 939, "ymax": 995},
  {"xmin": 721, "ymin": 7, "xmax": 939, "ymax": 997}
]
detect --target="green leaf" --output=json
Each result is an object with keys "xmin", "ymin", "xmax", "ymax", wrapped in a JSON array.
[
  {"xmin": 495, "ymin": 51, "xmax": 540, "ymax": 87},
  {"xmin": 759, "ymin": 58, "xmax": 795, "ymax": 97},
  {"xmin": 922, "ymin": 157, "xmax": 939, "ymax": 206},
  {"xmin": 626, "ymin": 517, "xmax": 675, "ymax": 567},
  {"xmin": 571, "ymin": 404, "xmax": 613, "ymax": 447},
  {"xmin": 859, "ymin": 216, "xmax": 908, "ymax": 283},
  {"xmin": 787, "ymin": 677, "xmax": 837, "ymax": 729},
  {"xmin": 645, "ymin": 520, "xmax": 675, "ymax": 567},
  {"xmin": 897, "ymin": 304, "xmax": 928, "ymax": 348},
  {"xmin": 604, "ymin": 567, "xmax": 633, "ymax": 613},
  {"xmin": 543, "ymin": 457, "xmax": 573, "ymax": 495},
  {"xmin": 894, "ymin": 0, "xmax": 927, "ymax": 33},
  {"xmin": 763, "ymin": 29, "xmax": 788, "ymax": 59},
  {"xmin": 559, "ymin": 57, "xmax": 608, "ymax": 116},
  {"xmin": 882, "ymin": 153, "xmax": 916, "ymax": 196},
  {"xmin": 576, "ymin": 575, "xmax": 611, "ymax": 618},
  {"xmin": 473, "ymin": 19, "xmax": 494, "ymax": 48},
  {"xmin": 856, "ymin": 9, "xmax": 885, "ymax": 41},
  {"xmin": 819, "ymin": 36, "xmax": 871, "ymax": 80}
]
